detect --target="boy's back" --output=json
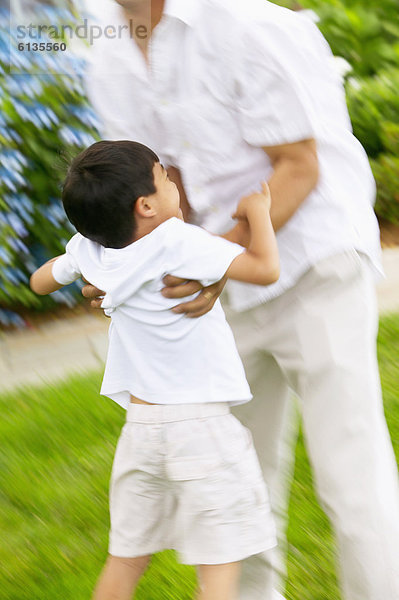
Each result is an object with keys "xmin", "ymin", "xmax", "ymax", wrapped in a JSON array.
[{"xmin": 53, "ymin": 217, "xmax": 251, "ymax": 408}]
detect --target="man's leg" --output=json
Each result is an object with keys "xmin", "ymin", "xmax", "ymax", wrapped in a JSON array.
[
  {"xmin": 288, "ymin": 252, "xmax": 399, "ymax": 599},
  {"xmin": 92, "ymin": 554, "xmax": 150, "ymax": 600},
  {"xmin": 227, "ymin": 250, "xmax": 399, "ymax": 599},
  {"xmin": 196, "ymin": 562, "xmax": 241, "ymax": 600},
  {"xmin": 226, "ymin": 302, "xmax": 294, "ymax": 600}
]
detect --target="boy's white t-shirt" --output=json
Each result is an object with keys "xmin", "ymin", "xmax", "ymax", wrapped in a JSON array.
[{"xmin": 52, "ymin": 217, "xmax": 252, "ymax": 409}]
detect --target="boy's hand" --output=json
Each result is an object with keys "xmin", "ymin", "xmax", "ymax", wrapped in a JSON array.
[{"xmin": 232, "ymin": 181, "xmax": 271, "ymax": 221}]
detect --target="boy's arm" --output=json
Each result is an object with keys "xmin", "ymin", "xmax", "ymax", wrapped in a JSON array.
[
  {"xmin": 30, "ymin": 256, "xmax": 66, "ymax": 295},
  {"xmin": 225, "ymin": 183, "xmax": 280, "ymax": 285},
  {"xmin": 160, "ymin": 183, "xmax": 279, "ymax": 317},
  {"xmin": 220, "ymin": 220, "xmax": 250, "ymax": 248}
]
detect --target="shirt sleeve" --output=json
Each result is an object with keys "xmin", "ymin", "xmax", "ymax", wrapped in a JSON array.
[
  {"xmin": 167, "ymin": 220, "xmax": 245, "ymax": 287},
  {"xmin": 237, "ymin": 14, "xmax": 331, "ymax": 147},
  {"xmin": 52, "ymin": 235, "xmax": 82, "ymax": 285}
]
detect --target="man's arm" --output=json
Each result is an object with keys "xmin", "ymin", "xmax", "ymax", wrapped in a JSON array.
[
  {"xmin": 220, "ymin": 139, "xmax": 318, "ymax": 245},
  {"xmin": 30, "ymin": 256, "xmax": 65, "ymax": 295},
  {"xmin": 162, "ymin": 139, "xmax": 318, "ymax": 311},
  {"xmin": 263, "ymin": 139, "xmax": 319, "ymax": 231},
  {"xmin": 221, "ymin": 139, "xmax": 318, "ymax": 245}
]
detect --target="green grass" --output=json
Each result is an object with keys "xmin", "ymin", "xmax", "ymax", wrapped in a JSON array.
[
  {"xmin": 286, "ymin": 314, "xmax": 399, "ymax": 600},
  {"xmin": 1, "ymin": 315, "xmax": 398, "ymax": 600}
]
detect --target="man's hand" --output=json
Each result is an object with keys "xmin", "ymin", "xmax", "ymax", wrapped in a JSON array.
[
  {"xmin": 82, "ymin": 282, "xmax": 106, "ymax": 310},
  {"xmin": 161, "ymin": 275, "xmax": 227, "ymax": 318},
  {"xmin": 81, "ymin": 276, "xmax": 227, "ymax": 318}
]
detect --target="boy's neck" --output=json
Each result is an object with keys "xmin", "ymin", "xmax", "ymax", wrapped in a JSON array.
[{"xmin": 131, "ymin": 217, "xmax": 169, "ymax": 244}]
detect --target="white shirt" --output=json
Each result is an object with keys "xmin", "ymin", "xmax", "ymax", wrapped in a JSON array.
[
  {"xmin": 52, "ymin": 218, "xmax": 251, "ymax": 409},
  {"xmin": 85, "ymin": 0, "xmax": 382, "ymax": 311}
]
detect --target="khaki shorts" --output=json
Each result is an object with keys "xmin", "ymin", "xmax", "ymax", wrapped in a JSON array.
[{"xmin": 109, "ymin": 402, "xmax": 276, "ymax": 565}]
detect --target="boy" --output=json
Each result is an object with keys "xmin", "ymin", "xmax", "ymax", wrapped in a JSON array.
[{"xmin": 30, "ymin": 140, "xmax": 279, "ymax": 600}]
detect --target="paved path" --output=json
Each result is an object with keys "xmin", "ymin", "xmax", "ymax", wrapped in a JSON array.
[{"xmin": 1, "ymin": 249, "xmax": 399, "ymax": 394}]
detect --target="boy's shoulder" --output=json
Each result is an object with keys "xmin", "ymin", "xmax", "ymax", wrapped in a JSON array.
[
  {"xmin": 64, "ymin": 231, "xmax": 85, "ymax": 253},
  {"xmin": 160, "ymin": 218, "xmax": 216, "ymax": 248},
  {"xmin": 156, "ymin": 217, "xmax": 204, "ymax": 240},
  {"xmin": 64, "ymin": 231, "xmax": 98, "ymax": 255}
]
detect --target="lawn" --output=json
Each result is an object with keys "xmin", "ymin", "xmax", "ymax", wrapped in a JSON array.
[{"xmin": 1, "ymin": 315, "xmax": 398, "ymax": 600}]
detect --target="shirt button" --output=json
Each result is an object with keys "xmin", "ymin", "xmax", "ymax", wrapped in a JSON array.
[
  {"xmin": 210, "ymin": 205, "xmax": 219, "ymax": 213},
  {"xmin": 183, "ymin": 140, "xmax": 191, "ymax": 148}
]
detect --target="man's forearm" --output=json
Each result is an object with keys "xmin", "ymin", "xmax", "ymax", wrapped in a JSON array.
[
  {"xmin": 268, "ymin": 157, "xmax": 319, "ymax": 231},
  {"xmin": 263, "ymin": 139, "xmax": 319, "ymax": 231}
]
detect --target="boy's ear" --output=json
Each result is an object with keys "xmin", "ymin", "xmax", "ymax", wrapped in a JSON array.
[{"xmin": 135, "ymin": 196, "xmax": 157, "ymax": 218}]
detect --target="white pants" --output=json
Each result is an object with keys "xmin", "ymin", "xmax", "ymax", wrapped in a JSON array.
[{"xmin": 226, "ymin": 250, "xmax": 399, "ymax": 600}]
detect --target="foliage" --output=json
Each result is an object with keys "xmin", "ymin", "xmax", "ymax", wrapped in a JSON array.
[
  {"xmin": 370, "ymin": 155, "xmax": 399, "ymax": 225},
  {"xmin": 346, "ymin": 70, "xmax": 399, "ymax": 157},
  {"xmin": 1, "ymin": 1, "xmax": 399, "ymax": 325},
  {"xmin": 277, "ymin": 0, "xmax": 399, "ymax": 226},
  {"xmin": 345, "ymin": 68, "xmax": 399, "ymax": 223},
  {"xmin": 298, "ymin": 0, "xmax": 399, "ymax": 78},
  {"xmin": 0, "ymin": 5, "xmax": 99, "ymax": 325}
]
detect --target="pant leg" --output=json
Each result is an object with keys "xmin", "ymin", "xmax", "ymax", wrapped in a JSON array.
[
  {"xmin": 276, "ymin": 251, "xmax": 399, "ymax": 600},
  {"xmin": 224, "ymin": 302, "xmax": 294, "ymax": 600},
  {"xmin": 225, "ymin": 249, "xmax": 399, "ymax": 600}
]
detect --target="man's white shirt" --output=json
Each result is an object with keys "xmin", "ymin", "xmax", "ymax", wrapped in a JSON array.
[
  {"xmin": 52, "ymin": 218, "xmax": 251, "ymax": 409},
  {"xmin": 84, "ymin": 0, "xmax": 382, "ymax": 311}
]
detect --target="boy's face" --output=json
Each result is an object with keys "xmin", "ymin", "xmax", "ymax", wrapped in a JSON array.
[{"xmin": 151, "ymin": 162, "xmax": 182, "ymax": 221}]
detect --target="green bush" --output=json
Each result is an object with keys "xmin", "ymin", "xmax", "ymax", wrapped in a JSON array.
[
  {"xmin": 299, "ymin": 0, "xmax": 399, "ymax": 77},
  {"xmin": 346, "ymin": 69, "xmax": 399, "ymax": 158},
  {"xmin": 277, "ymin": 0, "xmax": 399, "ymax": 227},
  {"xmin": 370, "ymin": 155, "xmax": 399, "ymax": 225},
  {"xmin": 0, "ymin": 6, "xmax": 99, "ymax": 325},
  {"xmin": 1, "ymin": 2, "xmax": 399, "ymax": 325}
]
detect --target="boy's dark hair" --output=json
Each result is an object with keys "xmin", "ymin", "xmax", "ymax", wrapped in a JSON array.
[{"xmin": 62, "ymin": 140, "xmax": 159, "ymax": 248}]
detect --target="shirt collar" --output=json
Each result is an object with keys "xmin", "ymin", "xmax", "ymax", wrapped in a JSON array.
[{"xmin": 163, "ymin": 0, "xmax": 199, "ymax": 27}]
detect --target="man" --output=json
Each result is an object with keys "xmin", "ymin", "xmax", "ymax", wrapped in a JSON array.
[{"xmin": 82, "ymin": 1, "xmax": 399, "ymax": 598}]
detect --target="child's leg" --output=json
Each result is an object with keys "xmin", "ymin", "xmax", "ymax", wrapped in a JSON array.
[
  {"xmin": 92, "ymin": 554, "xmax": 151, "ymax": 600},
  {"xmin": 196, "ymin": 562, "xmax": 241, "ymax": 600}
]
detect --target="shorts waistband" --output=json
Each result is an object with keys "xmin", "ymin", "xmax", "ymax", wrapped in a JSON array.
[{"xmin": 126, "ymin": 402, "xmax": 230, "ymax": 424}]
